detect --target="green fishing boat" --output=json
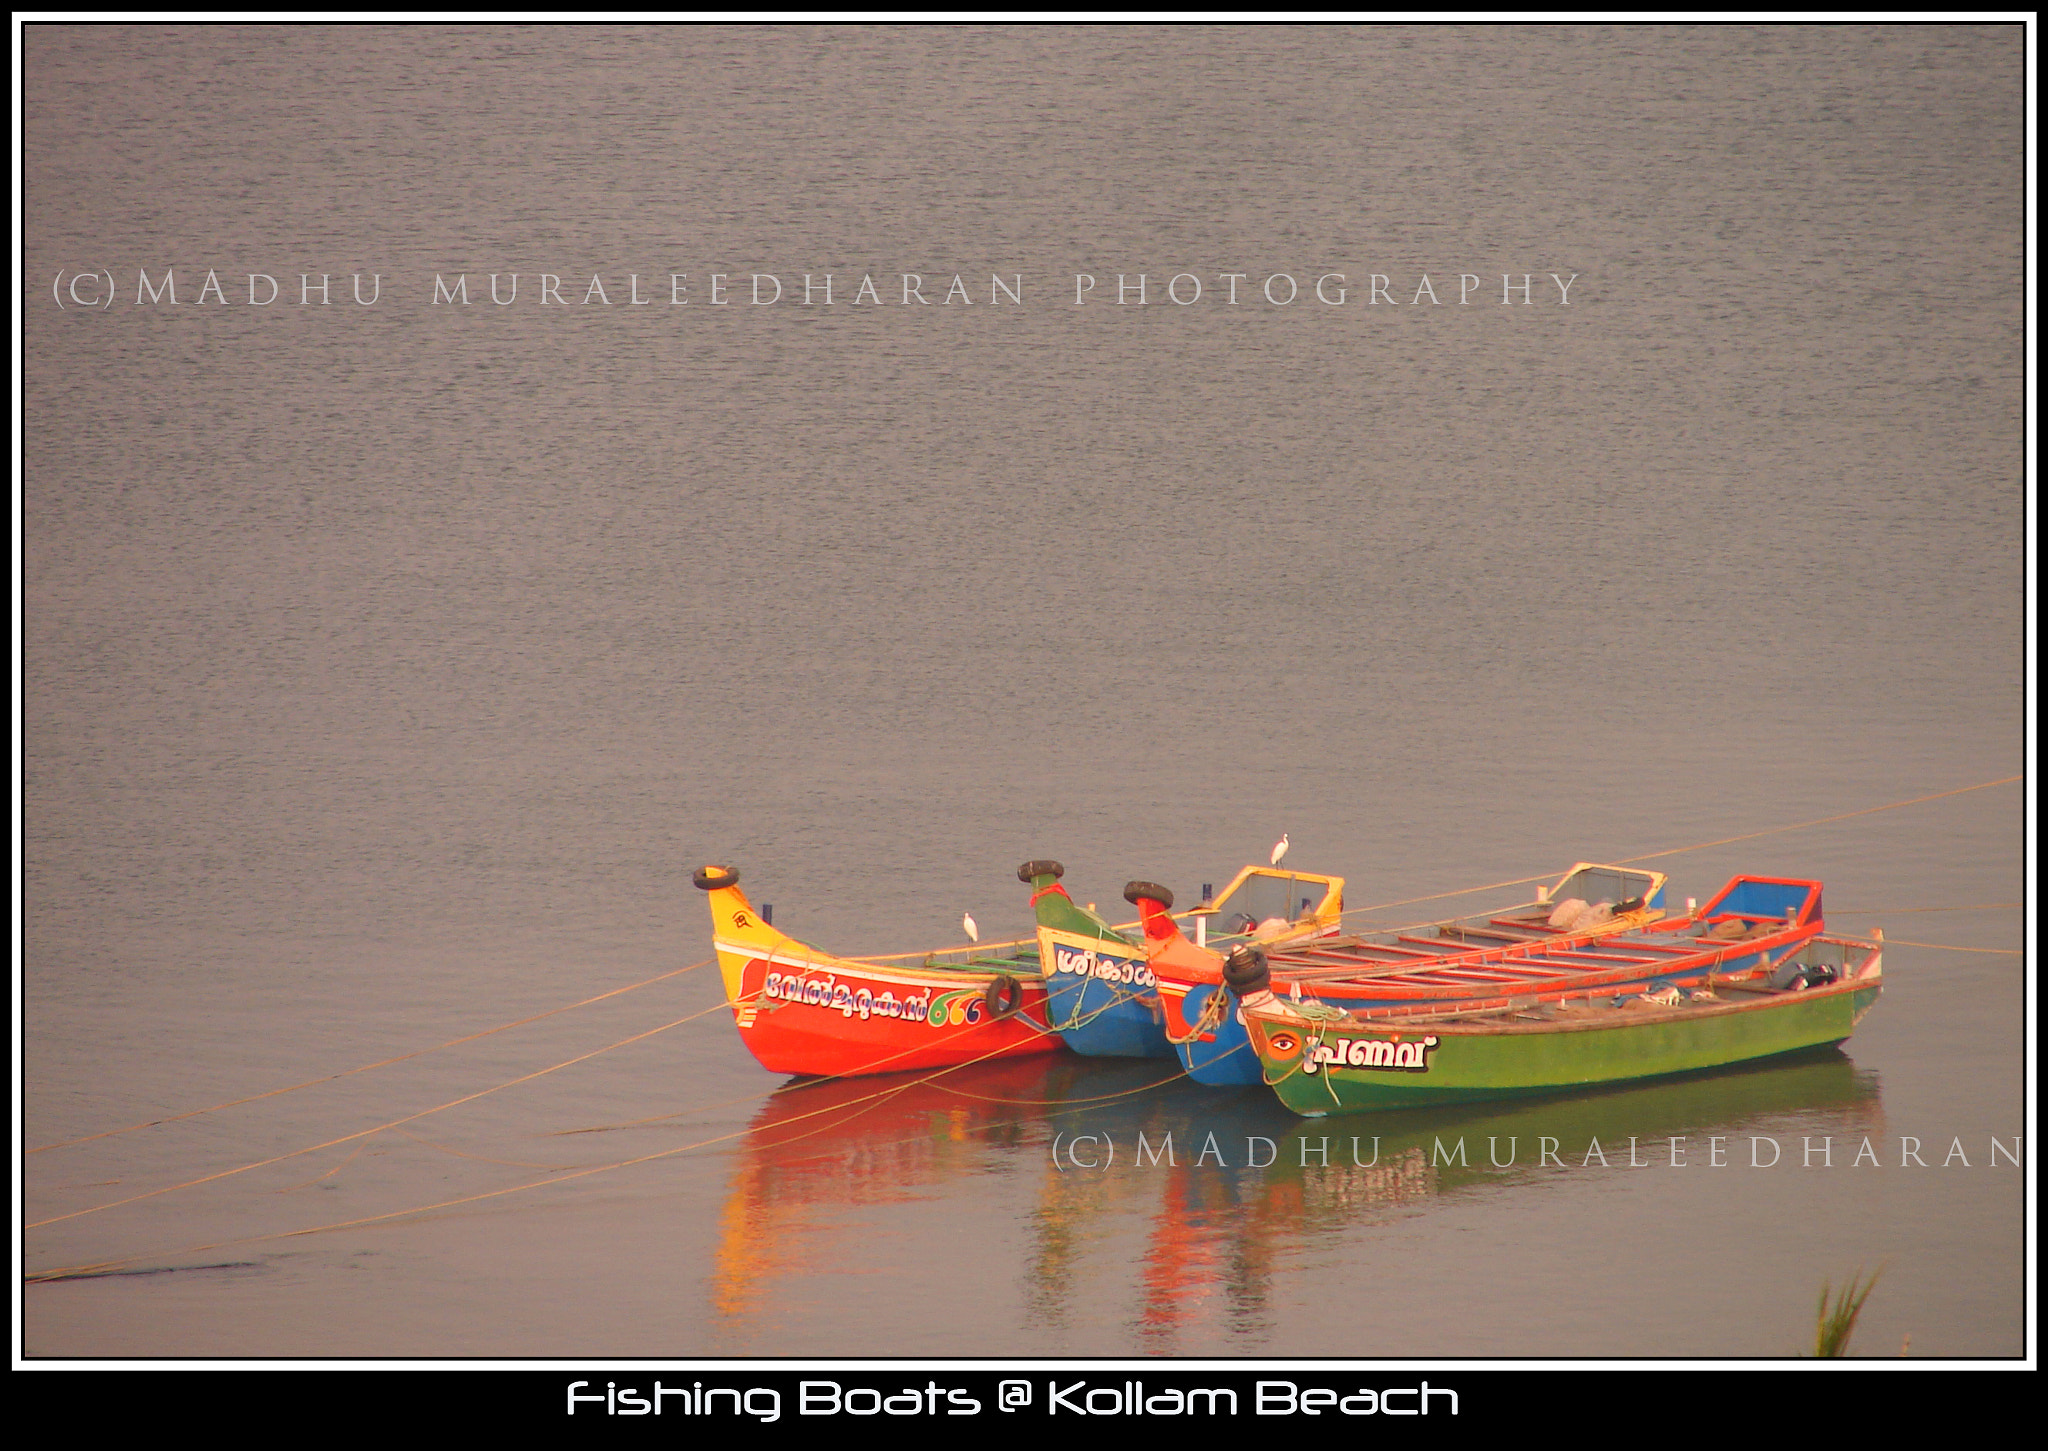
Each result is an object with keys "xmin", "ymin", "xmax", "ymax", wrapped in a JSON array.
[{"xmin": 1243, "ymin": 932, "xmax": 1884, "ymax": 1116}]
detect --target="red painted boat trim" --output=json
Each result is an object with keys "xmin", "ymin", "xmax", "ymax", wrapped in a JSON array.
[{"xmin": 728, "ymin": 953, "xmax": 1061, "ymax": 1077}]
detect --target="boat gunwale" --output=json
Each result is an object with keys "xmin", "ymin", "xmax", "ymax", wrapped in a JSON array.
[
  {"xmin": 844, "ymin": 909, "xmax": 1237, "ymax": 966},
  {"xmin": 1257, "ymin": 911, "xmax": 1811, "ymax": 988},
  {"xmin": 715, "ymin": 936, "xmax": 1051, "ymax": 987},
  {"xmin": 1249, "ymin": 941, "xmax": 1881, "ymax": 1040}
]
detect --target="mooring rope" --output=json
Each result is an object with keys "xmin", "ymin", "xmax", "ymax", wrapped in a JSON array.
[
  {"xmin": 270, "ymin": 1136, "xmax": 378, "ymax": 1193},
  {"xmin": 547, "ymin": 986, "xmax": 1078, "ymax": 1138},
  {"xmin": 1829, "ymin": 904, "xmax": 2021, "ymax": 914},
  {"xmin": 923, "ymin": 1066, "xmax": 1187, "ymax": 1107},
  {"xmin": 1164, "ymin": 985, "xmax": 1228, "ymax": 1046},
  {"xmin": 26, "ymin": 993, "xmax": 738, "ymax": 1232},
  {"xmin": 26, "ymin": 774, "xmax": 2021, "ymax": 1279},
  {"xmin": 1615, "ymin": 775, "xmax": 2021, "ymax": 864},
  {"xmin": 1307, "ymin": 773, "xmax": 2022, "ymax": 928},
  {"xmin": 25, "ymin": 1011, "xmax": 1183, "ymax": 1284},
  {"xmin": 378, "ymin": 1125, "xmax": 602, "ymax": 1173},
  {"xmin": 28, "ymin": 957, "xmax": 717, "ymax": 1156}
]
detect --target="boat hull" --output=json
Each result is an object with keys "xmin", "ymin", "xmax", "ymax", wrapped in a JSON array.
[
  {"xmin": 1249, "ymin": 975, "xmax": 1881, "ymax": 1116},
  {"xmin": 1161, "ymin": 981, "xmax": 1269, "ymax": 1085},
  {"xmin": 720, "ymin": 949, "xmax": 1062, "ymax": 1076},
  {"xmin": 1037, "ymin": 926, "xmax": 1176, "ymax": 1059},
  {"xmin": 1158, "ymin": 924, "xmax": 1794, "ymax": 1088},
  {"xmin": 697, "ymin": 867, "xmax": 1062, "ymax": 1078},
  {"xmin": 1019, "ymin": 861, "xmax": 1344, "ymax": 1062},
  {"xmin": 1152, "ymin": 870, "xmax": 1802, "ymax": 1088}
]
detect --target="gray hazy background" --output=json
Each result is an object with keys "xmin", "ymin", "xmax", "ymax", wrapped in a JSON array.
[{"xmin": 22, "ymin": 24, "xmax": 2027, "ymax": 1358}]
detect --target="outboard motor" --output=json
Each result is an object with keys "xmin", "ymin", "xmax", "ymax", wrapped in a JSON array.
[{"xmin": 1768, "ymin": 958, "xmax": 1839, "ymax": 992}]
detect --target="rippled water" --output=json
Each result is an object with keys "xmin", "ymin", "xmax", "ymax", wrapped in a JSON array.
[{"xmin": 21, "ymin": 23, "xmax": 2027, "ymax": 1359}]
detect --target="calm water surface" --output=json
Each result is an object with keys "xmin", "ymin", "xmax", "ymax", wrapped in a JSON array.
[{"xmin": 21, "ymin": 24, "xmax": 2027, "ymax": 1359}]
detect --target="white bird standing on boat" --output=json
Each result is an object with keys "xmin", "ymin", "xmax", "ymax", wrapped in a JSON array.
[
  {"xmin": 1270, "ymin": 833, "xmax": 1290, "ymax": 867},
  {"xmin": 962, "ymin": 912, "xmax": 979, "ymax": 943}
]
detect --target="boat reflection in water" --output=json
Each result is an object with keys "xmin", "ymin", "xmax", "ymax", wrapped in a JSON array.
[{"xmin": 707, "ymin": 1051, "xmax": 1880, "ymax": 1346}]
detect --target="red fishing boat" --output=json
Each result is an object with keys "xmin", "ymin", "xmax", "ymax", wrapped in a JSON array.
[{"xmin": 693, "ymin": 864, "xmax": 1063, "ymax": 1078}]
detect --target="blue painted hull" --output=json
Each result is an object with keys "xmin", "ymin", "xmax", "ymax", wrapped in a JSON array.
[
  {"xmin": 1043, "ymin": 973, "xmax": 1176, "ymax": 1057},
  {"xmin": 1037, "ymin": 927, "xmax": 1175, "ymax": 1058},
  {"xmin": 1173, "ymin": 984, "xmax": 1264, "ymax": 1084}
]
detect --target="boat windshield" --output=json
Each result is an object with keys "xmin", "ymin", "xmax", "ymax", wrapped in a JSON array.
[
  {"xmin": 1550, "ymin": 864, "xmax": 1663, "ymax": 909},
  {"xmin": 1210, "ymin": 869, "xmax": 1337, "ymax": 935}
]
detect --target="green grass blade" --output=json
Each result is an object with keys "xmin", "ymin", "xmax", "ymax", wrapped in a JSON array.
[{"xmin": 1813, "ymin": 1268, "xmax": 1882, "ymax": 1357}]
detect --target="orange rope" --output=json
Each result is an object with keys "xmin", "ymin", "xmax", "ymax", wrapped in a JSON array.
[
  {"xmin": 733, "ymin": 1066, "xmax": 1187, "ymax": 1172},
  {"xmin": 1830, "ymin": 904, "xmax": 2022, "ymax": 913},
  {"xmin": 27, "ymin": 773, "xmax": 2022, "ymax": 1279},
  {"xmin": 922, "ymin": 1066, "xmax": 1188, "ymax": 1107},
  {"xmin": 271, "ymin": 1137, "xmax": 378, "ymax": 1193},
  {"xmin": 382, "ymin": 1126, "xmax": 598, "ymax": 1172},
  {"xmin": 28, "ymin": 957, "xmax": 715, "ymax": 1155},
  {"xmin": 1616, "ymin": 776, "xmax": 2022, "ymax": 864},
  {"xmin": 26, "ymin": 994, "xmax": 737, "ymax": 1231},
  {"xmin": 552, "ymin": 1057, "xmax": 1182, "ymax": 1137},
  {"xmin": 1322, "ymin": 774, "xmax": 2022, "ymax": 923},
  {"xmin": 24, "ymin": 1012, "xmax": 1113, "ymax": 1284},
  {"xmin": 1337, "ymin": 872, "xmax": 1554, "ymax": 921}
]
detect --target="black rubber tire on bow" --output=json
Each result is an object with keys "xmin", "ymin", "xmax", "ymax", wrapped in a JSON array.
[
  {"xmin": 1222, "ymin": 945, "xmax": 1271, "ymax": 996},
  {"xmin": 1123, "ymin": 881, "xmax": 1175, "ymax": 910},
  {"xmin": 1018, "ymin": 860, "xmax": 1065, "ymax": 883},
  {"xmin": 693, "ymin": 865, "xmax": 740, "ymax": 891},
  {"xmin": 983, "ymin": 974, "xmax": 1025, "ymax": 1019}
]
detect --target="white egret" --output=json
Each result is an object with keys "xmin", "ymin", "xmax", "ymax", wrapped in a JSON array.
[
  {"xmin": 962, "ymin": 912, "xmax": 979, "ymax": 943},
  {"xmin": 1270, "ymin": 833, "xmax": 1290, "ymax": 866}
]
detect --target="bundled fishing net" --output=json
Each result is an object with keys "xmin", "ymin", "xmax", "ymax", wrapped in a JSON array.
[{"xmin": 1545, "ymin": 898, "xmax": 1616, "ymax": 931}]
